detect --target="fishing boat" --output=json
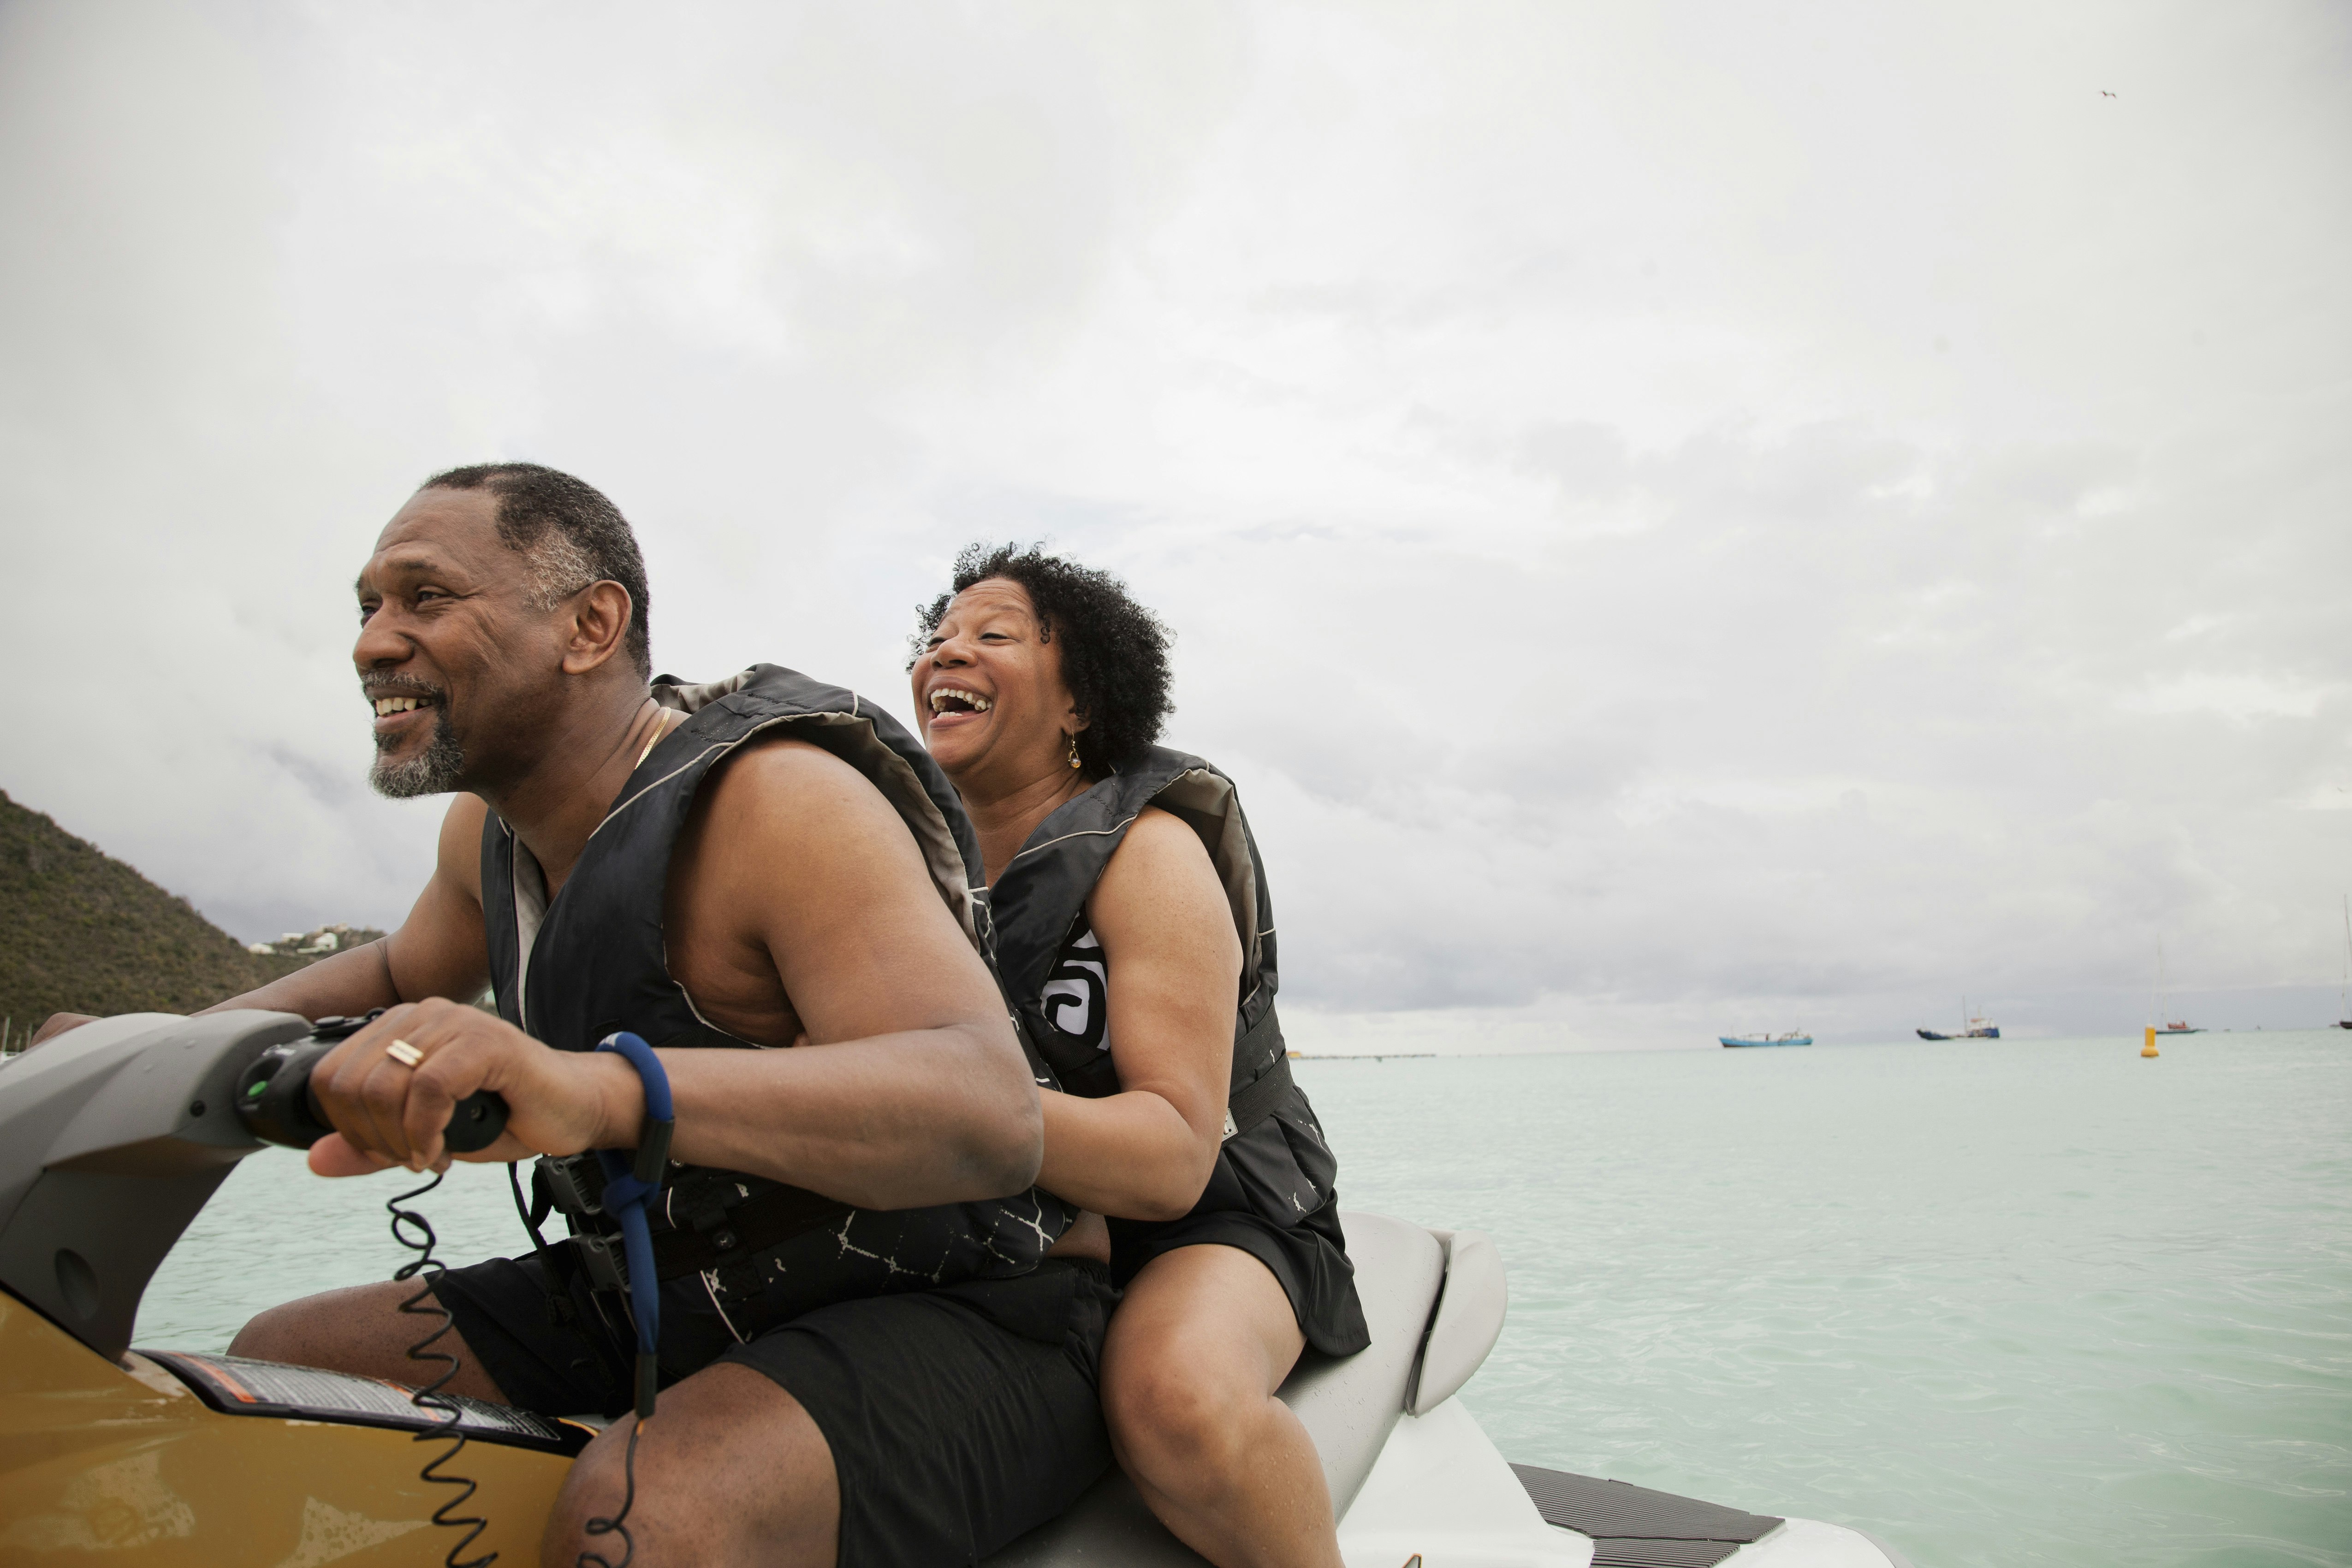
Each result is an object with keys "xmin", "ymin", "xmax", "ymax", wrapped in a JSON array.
[
  {"xmin": 1916, "ymin": 998, "xmax": 1999, "ymax": 1041},
  {"xmin": 1, "ymin": 1011, "xmax": 1916, "ymax": 1567},
  {"xmin": 1720, "ymin": 1030, "xmax": 1812, "ymax": 1048},
  {"xmin": 2153, "ymin": 940, "xmax": 2203, "ymax": 1034},
  {"xmin": 2337, "ymin": 896, "xmax": 2351, "ymax": 1030}
]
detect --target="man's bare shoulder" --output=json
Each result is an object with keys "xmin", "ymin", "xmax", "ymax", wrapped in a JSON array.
[
  {"xmin": 669, "ymin": 731, "xmax": 994, "ymax": 1047},
  {"xmin": 695, "ymin": 734, "xmax": 908, "ymax": 846}
]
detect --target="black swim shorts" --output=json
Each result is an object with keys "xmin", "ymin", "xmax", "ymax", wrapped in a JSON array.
[
  {"xmin": 432, "ymin": 1254, "xmax": 1116, "ymax": 1566},
  {"xmin": 1110, "ymin": 1088, "xmax": 1371, "ymax": 1357}
]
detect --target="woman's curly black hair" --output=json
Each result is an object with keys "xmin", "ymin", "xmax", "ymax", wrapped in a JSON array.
[{"xmin": 911, "ymin": 542, "xmax": 1174, "ymax": 776}]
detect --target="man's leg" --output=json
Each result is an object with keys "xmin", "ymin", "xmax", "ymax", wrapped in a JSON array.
[
  {"xmin": 1101, "ymin": 1244, "xmax": 1343, "ymax": 1568},
  {"xmin": 238, "ymin": 1280, "xmax": 844, "ymax": 1566},
  {"xmin": 710, "ymin": 1261, "xmax": 1115, "ymax": 1567},
  {"xmin": 543, "ymin": 1362, "xmax": 840, "ymax": 1568},
  {"xmin": 230, "ymin": 1280, "xmax": 512, "ymax": 1403}
]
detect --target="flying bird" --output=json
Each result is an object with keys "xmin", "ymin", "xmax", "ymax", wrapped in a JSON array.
[{"xmin": 2101, "ymin": 90, "xmax": 2117, "ymax": 98}]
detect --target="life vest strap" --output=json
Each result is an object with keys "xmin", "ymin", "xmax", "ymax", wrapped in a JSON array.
[
  {"xmin": 538, "ymin": 1160, "xmax": 850, "ymax": 1283},
  {"xmin": 1223, "ymin": 1050, "xmax": 1295, "ymax": 1141}
]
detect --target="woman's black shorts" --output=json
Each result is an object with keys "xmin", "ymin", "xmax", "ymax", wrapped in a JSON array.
[
  {"xmin": 432, "ymin": 1254, "xmax": 1116, "ymax": 1567},
  {"xmin": 1109, "ymin": 1085, "xmax": 1370, "ymax": 1357}
]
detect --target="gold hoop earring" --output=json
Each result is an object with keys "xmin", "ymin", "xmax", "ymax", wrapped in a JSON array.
[{"xmin": 1067, "ymin": 734, "xmax": 1082, "ymax": 771}]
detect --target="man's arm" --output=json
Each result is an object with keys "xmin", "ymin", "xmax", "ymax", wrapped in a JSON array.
[
  {"xmin": 305, "ymin": 744, "xmax": 1042, "ymax": 1210},
  {"xmin": 202, "ymin": 794, "xmax": 493, "ymax": 1020},
  {"xmin": 31, "ymin": 796, "xmax": 493, "ymax": 1046}
]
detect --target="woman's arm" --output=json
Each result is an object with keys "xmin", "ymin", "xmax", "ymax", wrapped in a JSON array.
[{"xmin": 1034, "ymin": 807, "xmax": 1241, "ymax": 1221}]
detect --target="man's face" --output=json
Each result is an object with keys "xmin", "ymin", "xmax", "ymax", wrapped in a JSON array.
[{"xmin": 353, "ymin": 487, "xmax": 565, "ymax": 798}]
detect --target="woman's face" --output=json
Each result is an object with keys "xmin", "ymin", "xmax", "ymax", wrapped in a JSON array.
[{"xmin": 913, "ymin": 577, "xmax": 1086, "ymax": 787}]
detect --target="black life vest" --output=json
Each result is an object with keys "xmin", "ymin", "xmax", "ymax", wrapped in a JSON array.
[
  {"xmin": 986, "ymin": 746, "xmax": 1291, "ymax": 1120},
  {"xmin": 479, "ymin": 664, "xmax": 1065, "ymax": 1354},
  {"xmin": 986, "ymin": 746, "xmax": 1368, "ymax": 1355}
]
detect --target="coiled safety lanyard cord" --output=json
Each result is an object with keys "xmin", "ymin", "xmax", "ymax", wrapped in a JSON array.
[{"xmin": 579, "ymin": 1031, "xmax": 674, "ymax": 1568}]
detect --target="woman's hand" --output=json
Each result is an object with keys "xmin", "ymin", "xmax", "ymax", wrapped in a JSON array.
[{"xmin": 304, "ymin": 998, "xmax": 640, "ymax": 1177}]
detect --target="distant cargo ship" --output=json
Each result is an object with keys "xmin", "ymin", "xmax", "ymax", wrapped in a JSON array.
[
  {"xmin": 2338, "ymin": 896, "xmax": 2351, "ymax": 1029},
  {"xmin": 1918, "ymin": 997, "xmax": 1998, "ymax": 1040},
  {"xmin": 1720, "ymin": 1031, "xmax": 1812, "ymax": 1048}
]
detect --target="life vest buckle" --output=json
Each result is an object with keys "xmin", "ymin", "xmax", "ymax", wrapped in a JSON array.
[
  {"xmin": 538, "ymin": 1152, "xmax": 606, "ymax": 1218},
  {"xmin": 572, "ymin": 1232, "xmax": 628, "ymax": 1294},
  {"xmin": 675, "ymin": 1177, "xmax": 744, "ymax": 1254}
]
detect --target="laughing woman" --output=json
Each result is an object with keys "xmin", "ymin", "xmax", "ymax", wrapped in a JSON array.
[{"xmin": 911, "ymin": 545, "xmax": 1368, "ymax": 1568}]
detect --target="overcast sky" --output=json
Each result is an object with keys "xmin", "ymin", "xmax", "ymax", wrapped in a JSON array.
[{"xmin": 3, "ymin": 1, "xmax": 2346, "ymax": 1049}]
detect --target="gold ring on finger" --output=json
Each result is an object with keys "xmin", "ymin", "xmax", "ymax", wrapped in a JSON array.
[{"xmin": 385, "ymin": 1039, "xmax": 426, "ymax": 1069}]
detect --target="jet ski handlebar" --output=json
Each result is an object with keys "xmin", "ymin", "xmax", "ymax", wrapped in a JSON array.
[{"xmin": 236, "ymin": 1013, "xmax": 511, "ymax": 1155}]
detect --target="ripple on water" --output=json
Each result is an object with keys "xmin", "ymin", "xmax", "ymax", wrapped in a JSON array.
[
  {"xmin": 136, "ymin": 1152, "xmax": 529, "ymax": 1353},
  {"xmin": 1299, "ymin": 1034, "xmax": 2352, "ymax": 1568}
]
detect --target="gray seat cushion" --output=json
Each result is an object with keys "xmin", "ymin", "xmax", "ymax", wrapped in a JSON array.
[{"xmin": 986, "ymin": 1213, "xmax": 1443, "ymax": 1566}]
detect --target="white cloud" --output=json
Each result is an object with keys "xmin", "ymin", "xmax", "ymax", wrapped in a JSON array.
[
  {"xmin": 2, "ymin": 0, "xmax": 2346, "ymax": 1043},
  {"xmin": 2118, "ymin": 676, "xmax": 2336, "ymax": 722}
]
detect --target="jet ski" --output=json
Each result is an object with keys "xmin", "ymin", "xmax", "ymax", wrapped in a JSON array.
[{"xmin": 0, "ymin": 1012, "xmax": 1915, "ymax": 1567}]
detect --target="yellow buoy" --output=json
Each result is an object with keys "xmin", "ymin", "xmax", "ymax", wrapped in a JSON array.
[{"xmin": 2142, "ymin": 1025, "xmax": 2160, "ymax": 1058}]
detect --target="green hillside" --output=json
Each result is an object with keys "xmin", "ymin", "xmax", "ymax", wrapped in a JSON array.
[{"xmin": 0, "ymin": 789, "xmax": 374, "ymax": 1037}]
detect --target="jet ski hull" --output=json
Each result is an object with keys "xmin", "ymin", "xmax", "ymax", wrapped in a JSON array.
[{"xmin": 0, "ymin": 1291, "xmax": 571, "ymax": 1566}]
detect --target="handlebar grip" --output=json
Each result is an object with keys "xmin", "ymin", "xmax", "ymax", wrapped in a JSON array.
[
  {"xmin": 238, "ymin": 1036, "xmax": 511, "ymax": 1153},
  {"xmin": 238, "ymin": 1037, "xmax": 338, "ymax": 1148},
  {"xmin": 441, "ymin": 1091, "xmax": 510, "ymax": 1153}
]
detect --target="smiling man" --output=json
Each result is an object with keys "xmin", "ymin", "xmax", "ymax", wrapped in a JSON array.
[{"xmin": 36, "ymin": 463, "xmax": 1113, "ymax": 1568}]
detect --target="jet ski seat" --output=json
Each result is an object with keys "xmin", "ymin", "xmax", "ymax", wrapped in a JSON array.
[{"xmin": 986, "ymin": 1212, "xmax": 1505, "ymax": 1567}]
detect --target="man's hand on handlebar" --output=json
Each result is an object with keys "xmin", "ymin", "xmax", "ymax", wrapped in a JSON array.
[{"xmin": 306, "ymin": 999, "xmax": 640, "ymax": 1178}]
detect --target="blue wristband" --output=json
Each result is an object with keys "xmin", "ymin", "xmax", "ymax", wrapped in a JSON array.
[
  {"xmin": 596, "ymin": 1030, "xmax": 676, "ymax": 1183},
  {"xmin": 590, "ymin": 1031, "xmax": 674, "ymax": 1408}
]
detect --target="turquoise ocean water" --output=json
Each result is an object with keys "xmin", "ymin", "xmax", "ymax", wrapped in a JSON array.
[{"xmin": 135, "ymin": 1032, "xmax": 2352, "ymax": 1567}]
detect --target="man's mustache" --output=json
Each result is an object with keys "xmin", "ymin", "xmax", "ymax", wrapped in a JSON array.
[{"xmin": 361, "ymin": 671, "xmax": 446, "ymax": 702}]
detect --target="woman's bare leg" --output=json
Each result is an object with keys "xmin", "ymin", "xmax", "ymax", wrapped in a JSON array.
[{"xmin": 1102, "ymin": 1244, "xmax": 1343, "ymax": 1568}]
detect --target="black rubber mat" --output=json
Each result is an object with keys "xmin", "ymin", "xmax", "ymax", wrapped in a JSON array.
[
  {"xmin": 1586, "ymin": 1540, "xmax": 1745, "ymax": 1568},
  {"xmin": 1511, "ymin": 1464, "xmax": 1782, "ymax": 1568}
]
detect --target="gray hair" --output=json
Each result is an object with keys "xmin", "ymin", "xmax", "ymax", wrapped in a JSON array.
[{"xmin": 422, "ymin": 462, "xmax": 654, "ymax": 678}]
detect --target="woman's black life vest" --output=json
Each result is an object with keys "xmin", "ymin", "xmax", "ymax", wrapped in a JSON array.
[
  {"xmin": 480, "ymin": 664, "xmax": 1067, "ymax": 1365},
  {"xmin": 992, "ymin": 747, "xmax": 1361, "ymax": 1202},
  {"xmin": 986, "ymin": 746, "xmax": 1292, "ymax": 1113},
  {"xmin": 980, "ymin": 745, "xmax": 1370, "ymax": 1356}
]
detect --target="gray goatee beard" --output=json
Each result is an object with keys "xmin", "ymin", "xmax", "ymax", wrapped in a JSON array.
[{"xmin": 370, "ymin": 709, "xmax": 466, "ymax": 798}]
